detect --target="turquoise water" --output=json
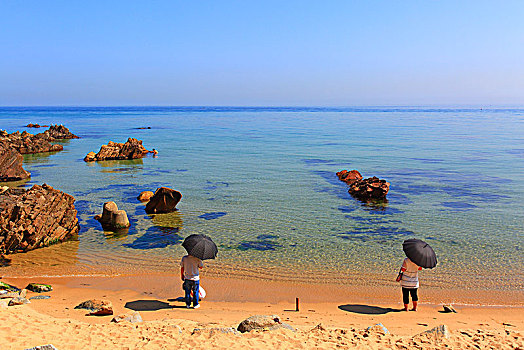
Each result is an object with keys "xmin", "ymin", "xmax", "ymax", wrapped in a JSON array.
[{"xmin": 1, "ymin": 107, "xmax": 523, "ymax": 291}]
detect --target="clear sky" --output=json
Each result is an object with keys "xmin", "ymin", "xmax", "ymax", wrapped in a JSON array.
[{"xmin": 1, "ymin": 1, "xmax": 523, "ymax": 106}]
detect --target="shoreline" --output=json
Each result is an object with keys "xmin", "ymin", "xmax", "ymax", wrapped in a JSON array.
[{"xmin": 3, "ymin": 273, "xmax": 524, "ymax": 307}]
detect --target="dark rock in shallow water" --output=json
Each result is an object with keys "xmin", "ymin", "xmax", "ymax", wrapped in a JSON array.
[
  {"xmin": 84, "ymin": 138, "xmax": 150, "ymax": 162},
  {"xmin": 0, "ymin": 141, "xmax": 31, "ymax": 182},
  {"xmin": 145, "ymin": 187, "xmax": 182, "ymax": 214},
  {"xmin": 0, "ymin": 184, "xmax": 79, "ymax": 254},
  {"xmin": 337, "ymin": 170, "xmax": 390, "ymax": 201}
]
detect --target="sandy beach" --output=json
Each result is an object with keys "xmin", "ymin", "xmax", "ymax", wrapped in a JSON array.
[{"xmin": 1, "ymin": 275, "xmax": 523, "ymax": 349}]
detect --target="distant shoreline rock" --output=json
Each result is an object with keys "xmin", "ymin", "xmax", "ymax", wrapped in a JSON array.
[
  {"xmin": 0, "ymin": 184, "xmax": 79, "ymax": 254},
  {"xmin": 84, "ymin": 138, "xmax": 150, "ymax": 162}
]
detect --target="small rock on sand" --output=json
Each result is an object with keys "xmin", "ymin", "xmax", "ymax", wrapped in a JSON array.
[
  {"xmin": 111, "ymin": 311, "xmax": 143, "ymax": 323},
  {"xmin": 415, "ymin": 324, "xmax": 450, "ymax": 341},
  {"xmin": 237, "ymin": 315, "xmax": 295, "ymax": 333},
  {"xmin": 75, "ymin": 299, "xmax": 113, "ymax": 316},
  {"xmin": 26, "ymin": 283, "xmax": 53, "ymax": 293},
  {"xmin": 9, "ymin": 296, "xmax": 30, "ymax": 306}
]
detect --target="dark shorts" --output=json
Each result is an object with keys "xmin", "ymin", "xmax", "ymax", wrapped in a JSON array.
[{"xmin": 402, "ymin": 287, "xmax": 418, "ymax": 304}]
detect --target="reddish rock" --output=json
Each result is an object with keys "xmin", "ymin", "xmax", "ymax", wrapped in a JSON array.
[
  {"xmin": 84, "ymin": 138, "xmax": 150, "ymax": 162},
  {"xmin": 26, "ymin": 123, "xmax": 49, "ymax": 128},
  {"xmin": 348, "ymin": 176, "xmax": 390, "ymax": 201},
  {"xmin": 0, "ymin": 184, "xmax": 79, "ymax": 254},
  {"xmin": 43, "ymin": 124, "xmax": 79, "ymax": 139},
  {"xmin": 145, "ymin": 187, "xmax": 182, "ymax": 214},
  {"xmin": 336, "ymin": 170, "xmax": 363, "ymax": 184},
  {"xmin": 0, "ymin": 141, "xmax": 31, "ymax": 182},
  {"xmin": 337, "ymin": 170, "xmax": 390, "ymax": 201}
]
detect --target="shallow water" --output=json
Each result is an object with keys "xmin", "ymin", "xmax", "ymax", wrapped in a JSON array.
[{"xmin": 1, "ymin": 107, "xmax": 523, "ymax": 292}]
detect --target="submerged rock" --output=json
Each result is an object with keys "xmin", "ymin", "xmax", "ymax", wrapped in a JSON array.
[
  {"xmin": 0, "ymin": 141, "xmax": 31, "ymax": 182},
  {"xmin": 0, "ymin": 184, "xmax": 79, "ymax": 254},
  {"xmin": 84, "ymin": 138, "xmax": 150, "ymax": 162},
  {"xmin": 337, "ymin": 170, "xmax": 390, "ymax": 201},
  {"xmin": 95, "ymin": 201, "xmax": 130, "ymax": 230},
  {"xmin": 26, "ymin": 283, "xmax": 53, "ymax": 293},
  {"xmin": 75, "ymin": 299, "xmax": 113, "ymax": 316},
  {"xmin": 145, "ymin": 187, "xmax": 182, "ymax": 214}
]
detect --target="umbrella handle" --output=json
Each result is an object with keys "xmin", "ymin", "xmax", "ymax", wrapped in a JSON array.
[{"xmin": 395, "ymin": 269, "xmax": 403, "ymax": 282}]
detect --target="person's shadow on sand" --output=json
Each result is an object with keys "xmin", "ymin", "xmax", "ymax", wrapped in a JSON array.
[
  {"xmin": 125, "ymin": 300, "xmax": 186, "ymax": 311},
  {"xmin": 338, "ymin": 304, "xmax": 402, "ymax": 315}
]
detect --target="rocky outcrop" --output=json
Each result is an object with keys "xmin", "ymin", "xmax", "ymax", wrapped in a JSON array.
[
  {"xmin": 43, "ymin": 124, "xmax": 79, "ymax": 139},
  {"xmin": 0, "ymin": 141, "xmax": 31, "ymax": 182},
  {"xmin": 337, "ymin": 170, "xmax": 390, "ymax": 201},
  {"xmin": 0, "ymin": 184, "xmax": 79, "ymax": 254},
  {"xmin": 0, "ymin": 131, "xmax": 63, "ymax": 154},
  {"xmin": 84, "ymin": 138, "xmax": 150, "ymax": 162},
  {"xmin": 75, "ymin": 299, "xmax": 113, "ymax": 316},
  {"xmin": 94, "ymin": 202, "xmax": 130, "ymax": 230},
  {"xmin": 145, "ymin": 187, "xmax": 182, "ymax": 214}
]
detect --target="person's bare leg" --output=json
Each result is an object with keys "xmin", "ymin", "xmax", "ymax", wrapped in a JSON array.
[{"xmin": 411, "ymin": 301, "xmax": 418, "ymax": 311}]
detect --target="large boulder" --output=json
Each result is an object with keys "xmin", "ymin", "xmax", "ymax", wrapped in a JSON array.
[
  {"xmin": 43, "ymin": 124, "xmax": 79, "ymax": 139},
  {"xmin": 0, "ymin": 131, "xmax": 63, "ymax": 154},
  {"xmin": 145, "ymin": 187, "xmax": 182, "ymax": 214},
  {"xmin": 84, "ymin": 138, "xmax": 150, "ymax": 162},
  {"xmin": 94, "ymin": 201, "xmax": 130, "ymax": 230},
  {"xmin": 337, "ymin": 170, "xmax": 390, "ymax": 201},
  {"xmin": 75, "ymin": 299, "xmax": 113, "ymax": 316},
  {"xmin": 0, "ymin": 184, "xmax": 79, "ymax": 254},
  {"xmin": 0, "ymin": 141, "xmax": 31, "ymax": 182}
]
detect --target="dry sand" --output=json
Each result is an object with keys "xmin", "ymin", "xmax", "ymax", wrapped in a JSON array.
[{"xmin": 1, "ymin": 275, "xmax": 523, "ymax": 349}]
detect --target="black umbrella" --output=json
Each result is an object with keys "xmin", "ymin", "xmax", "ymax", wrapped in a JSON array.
[
  {"xmin": 182, "ymin": 234, "xmax": 218, "ymax": 260},
  {"xmin": 402, "ymin": 239, "xmax": 437, "ymax": 269}
]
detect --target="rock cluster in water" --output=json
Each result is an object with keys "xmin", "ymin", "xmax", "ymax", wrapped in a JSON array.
[
  {"xmin": 145, "ymin": 187, "xmax": 182, "ymax": 214},
  {"xmin": 336, "ymin": 169, "xmax": 390, "ymax": 201},
  {"xmin": 43, "ymin": 124, "xmax": 80, "ymax": 140},
  {"xmin": 26, "ymin": 123, "xmax": 49, "ymax": 128},
  {"xmin": 0, "ymin": 184, "xmax": 79, "ymax": 254},
  {"xmin": 94, "ymin": 201, "xmax": 130, "ymax": 230},
  {"xmin": 0, "ymin": 130, "xmax": 63, "ymax": 154},
  {"xmin": 84, "ymin": 138, "xmax": 150, "ymax": 162}
]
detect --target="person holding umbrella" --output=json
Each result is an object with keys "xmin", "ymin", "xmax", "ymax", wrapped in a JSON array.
[
  {"xmin": 396, "ymin": 238, "xmax": 437, "ymax": 311},
  {"xmin": 180, "ymin": 234, "xmax": 218, "ymax": 309}
]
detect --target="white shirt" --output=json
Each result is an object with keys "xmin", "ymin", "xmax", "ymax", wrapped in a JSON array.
[
  {"xmin": 400, "ymin": 258, "xmax": 422, "ymax": 289},
  {"xmin": 180, "ymin": 255, "xmax": 203, "ymax": 281}
]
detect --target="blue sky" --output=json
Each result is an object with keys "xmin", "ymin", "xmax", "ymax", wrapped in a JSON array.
[{"xmin": 1, "ymin": 1, "xmax": 523, "ymax": 106}]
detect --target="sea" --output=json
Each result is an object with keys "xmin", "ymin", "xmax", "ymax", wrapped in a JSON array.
[{"xmin": 1, "ymin": 107, "xmax": 523, "ymax": 293}]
